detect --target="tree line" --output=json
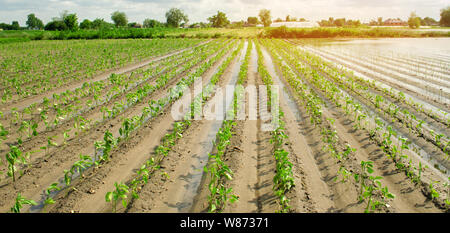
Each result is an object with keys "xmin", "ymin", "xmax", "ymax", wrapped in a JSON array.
[
  {"xmin": 1, "ymin": 6, "xmax": 450, "ymax": 31},
  {"xmin": 0, "ymin": 8, "xmax": 190, "ymax": 31},
  {"xmin": 0, "ymin": 8, "xmax": 273, "ymax": 31}
]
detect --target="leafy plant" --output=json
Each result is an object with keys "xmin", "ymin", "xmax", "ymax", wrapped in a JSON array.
[
  {"xmin": 41, "ymin": 136, "xmax": 58, "ymax": 157},
  {"xmin": 429, "ymin": 180, "xmax": 440, "ymax": 201},
  {"xmin": 11, "ymin": 193, "xmax": 37, "ymax": 213},
  {"xmin": 354, "ymin": 161, "xmax": 395, "ymax": 213},
  {"xmin": 44, "ymin": 183, "xmax": 61, "ymax": 210},
  {"xmin": 105, "ymin": 182, "xmax": 129, "ymax": 213},
  {"xmin": 6, "ymin": 145, "xmax": 27, "ymax": 184}
]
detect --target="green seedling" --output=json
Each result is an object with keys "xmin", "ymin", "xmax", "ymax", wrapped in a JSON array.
[
  {"xmin": 63, "ymin": 129, "xmax": 71, "ymax": 144},
  {"xmin": 6, "ymin": 145, "xmax": 27, "ymax": 184},
  {"xmin": 0, "ymin": 123, "xmax": 8, "ymax": 143},
  {"xmin": 72, "ymin": 154, "xmax": 93, "ymax": 178},
  {"xmin": 105, "ymin": 182, "xmax": 129, "ymax": 213},
  {"xmin": 429, "ymin": 180, "xmax": 440, "ymax": 201},
  {"xmin": 41, "ymin": 136, "xmax": 58, "ymax": 157},
  {"xmin": 44, "ymin": 183, "xmax": 61, "ymax": 210},
  {"xmin": 11, "ymin": 193, "xmax": 37, "ymax": 213}
]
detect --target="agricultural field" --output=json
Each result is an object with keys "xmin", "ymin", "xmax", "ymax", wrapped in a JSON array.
[{"xmin": 0, "ymin": 37, "xmax": 448, "ymax": 213}]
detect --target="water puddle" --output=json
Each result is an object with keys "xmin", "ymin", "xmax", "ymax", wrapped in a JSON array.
[
  {"xmin": 306, "ymin": 46, "xmax": 450, "ymax": 103},
  {"xmin": 260, "ymin": 46, "xmax": 303, "ymax": 121},
  {"xmin": 27, "ymin": 42, "xmax": 234, "ymax": 213},
  {"xmin": 297, "ymin": 47, "xmax": 449, "ymax": 142},
  {"xmin": 176, "ymin": 41, "xmax": 248, "ymax": 212},
  {"xmin": 302, "ymin": 46, "xmax": 450, "ymax": 114},
  {"xmin": 280, "ymin": 44, "xmax": 449, "ymax": 178}
]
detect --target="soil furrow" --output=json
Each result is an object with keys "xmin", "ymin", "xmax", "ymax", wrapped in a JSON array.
[
  {"xmin": 302, "ymin": 45, "xmax": 450, "ymax": 109},
  {"xmin": 269, "ymin": 42, "xmax": 444, "ymax": 212},
  {"xmin": 0, "ymin": 41, "xmax": 228, "ymax": 213},
  {"xmin": 261, "ymin": 45, "xmax": 364, "ymax": 212},
  {"xmin": 1, "ymin": 39, "xmax": 211, "ymax": 114},
  {"xmin": 279, "ymin": 43, "xmax": 450, "ymax": 170},
  {"xmin": 126, "ymin": 43, "xmax": 243, "ymax": 213}
]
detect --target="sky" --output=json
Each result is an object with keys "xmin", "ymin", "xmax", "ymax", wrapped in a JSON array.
[{"xmin": 0, "ymin": 0, "xmax": 449, "ymax": 25}]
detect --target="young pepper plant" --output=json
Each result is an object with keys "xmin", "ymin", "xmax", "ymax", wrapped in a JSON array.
[
  {"xmin": 11, "ymin": 193, "xmax": 37, "ymax": 213},
  {"xmin": 105, "ymin": 182, "xmax": 130, "ymax": 213}
]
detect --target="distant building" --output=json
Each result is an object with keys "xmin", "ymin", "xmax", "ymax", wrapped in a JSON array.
[
  {"xmin": 271, "ymin": 21, "xmax": 319, "ymax": 28},
  {"xmin": 383, "ymin": 18, "xmax": 407, "ymax": 26}
]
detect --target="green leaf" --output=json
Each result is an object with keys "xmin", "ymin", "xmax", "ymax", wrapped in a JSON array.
[
  {"xmin": 210, "ymin": 204, "xmax": 216, "ymax": 212},
  {"xmin": 224, "ymin": 172, "xmax": 232, "ymax": 180},
  {"xmin": 44, "ymin": 198, "xmax": 55, "ymax": 205},
  {"xmin": 105, "ymin": 192, "xmax": 113, "ymax": 202},
  {"xmin": 387, "ymin": 193, "xmax": 395, "ymax": 199}
]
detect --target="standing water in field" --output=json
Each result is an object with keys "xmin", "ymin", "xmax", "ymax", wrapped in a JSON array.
[
  {"xmin": 303, "ymin": 38, "xmax": 450, "ymax": 108},
  {"xmin": 172, "ymin": 42, "xmax": 248, "ymax": 212}
]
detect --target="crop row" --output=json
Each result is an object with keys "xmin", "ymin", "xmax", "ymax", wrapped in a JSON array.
[
  {"xmin": 103, "ymin": 40, "xmax": 244, "ymax": 212},
  {"xmin": 3, "ymin": 39, "xmax": 237, "ymax": 212},
  {"xmin": 302, "ymin": 46, "xmax": 450, "ymax": 105},
  {"xmin": 1, "ymin": 39, "xmax": 220, "ymax": 134},
  {"xmin": 205, "ymin": 41, "xmax": 246, "ymax": 213},
  {"xmin": 255, "ymin": 40, "xmax": 295, "ymax": 213},
  {"xmin": 321, "ymin": 47, "xmax": 450, "ymax": 84},
  {"xmin": 54, "ymin": 39, "xmax": 238, "ymax": 212},
  {"xmin": 0, "ymin": 39, "xmax": 204, "ymax": 103},
  {"xmin": 0, "ymin": 40, "xmax": 230, "ymax": 179},
  {"xmin": 276, "ymin": 40, "xmax": 449, "ymax": 156},
  {"xmin": 267, "ymin": 39, "xmax": 449, "ymax": 209},
  {"xmin": 262, "ymin": 39, "xmax": 396, "ymax": 213},
  {"xmin": 293, "ymin": 43, "xmax": 450, "ymax": 126}
]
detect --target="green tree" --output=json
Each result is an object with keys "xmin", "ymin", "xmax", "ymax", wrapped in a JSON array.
[
  {"xmin": 230, "ymin": 20, "xmax": 244, "ymax": 28},
  {"xmin": 247, "ymin": 16, "xmax": 259, "ymax": 25},
  {"xmin": 92, "ymin": 18, "xmax": 113, "ymax": 29},
  {"xmin": 44, "ymin": 20, "xmax": 67, "ymax": 31},
  {"xmin": 259, "ymin": 9, "xmax": 272, "ymax": 27},
  {"xmin": 352, "ymin": 19, "xmax": 361, "ymax": 27},
  {"xmin": 408, "ymin": 11, "xmax": 421, "ymax": 29},
  {"xmin": 26, "ymin": 14, "xmax": 44, "ymax": 30},
  {"xmin": 377, "ymin": 17, "xmax": 383, "ymax": 26},
  {"xmin": 440, "ymin": 6, "xmax": 450, "ymax": 27},
  {"xmin": 421, "ymin": 17, "xmax": 437, "ymax": 26},
  {"xmin": 92, "ymin": 18, "xmax": 105, "ymax": 29},
  {"xmin": 143, "ymin": 19, "xmax": 162, "ymax": 28},
  {"xmin": 328, "ymin": 17, "xmax": 334, "ymax": 25},
  {"xmin": 318, "ymin": 19, "xmax": 330, "ymax": 27},
  {"xmin": 334, "ymin": 18, "xmax": 346, "ymax": 27},
  {"xmin": 128, "ymin": 22, "xmax": 141, "ymax": 28},
  {"xmin": 208, "ymin": 11, "xmax": 230, "ymax": 28},
  {"xmin": 111, "ymin": 11, "xmax": 128, "ymax": 27},
  {"xmin": 165, "ymin": 8, "xmax": 188, "ymax": 28},
  {"xmin": 79, "ymin": 19, "xmax": 92, "ymax": 29},
  {"xmin": 11, "ymin": 21, "xmax": 20, "ymax": 30},
  {"xmin": 0, "ymin": 23, "xmax": 12, "ymax": 30},
  {"xmin": 64, "ymin": 14, "xmax": 78, "ymax": 31}
]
